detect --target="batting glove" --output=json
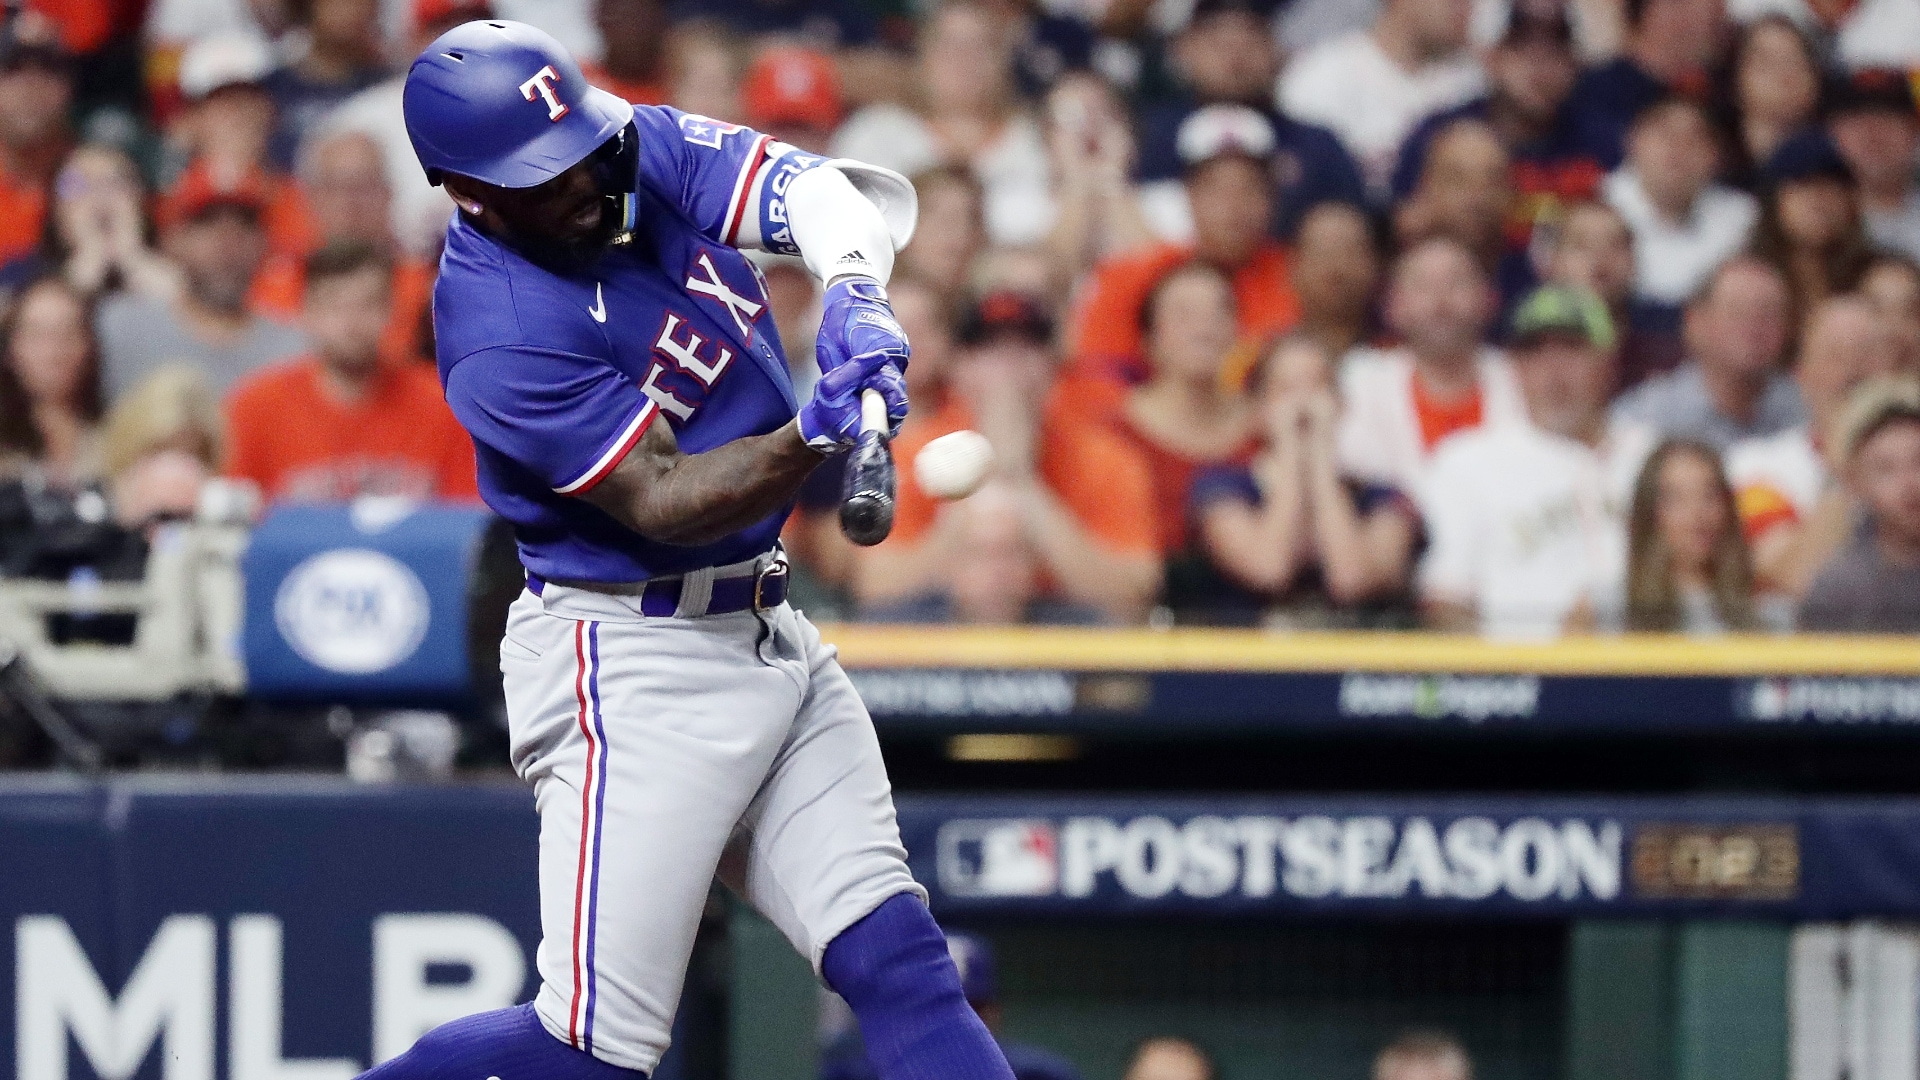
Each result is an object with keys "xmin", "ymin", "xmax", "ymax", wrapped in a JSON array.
[
  {"xmin": 797, "ymin": 350, "xmax": 909, "ymax": 453},
  {"xmin": 816, "ymin": 277, "xmax": 910, "ymax": 376}
]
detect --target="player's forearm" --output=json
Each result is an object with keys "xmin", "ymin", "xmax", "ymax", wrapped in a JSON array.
[
  {"xmin": 786, "ymin": 166, "xmax": 896, "ymax": 284},
  {"xmin": 587, "ymin": 420, "xmax": 822, "ymax": 546}
]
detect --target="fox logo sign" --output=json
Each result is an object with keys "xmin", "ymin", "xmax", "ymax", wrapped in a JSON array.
[{"xmin": 936, "ymin": 814, "xmax": 1623, "ymax": 906}]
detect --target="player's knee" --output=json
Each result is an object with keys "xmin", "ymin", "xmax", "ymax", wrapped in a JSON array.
[{"xmin": 822, "ymin": 892, "xmax": 964, "ymax": 1009}]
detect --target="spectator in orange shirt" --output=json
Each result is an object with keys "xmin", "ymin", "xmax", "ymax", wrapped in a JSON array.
[
  {"xmin": 583, "ymin": 0, "xmax": 671, "ymax": 106},
  {"xmin": 0, "ymin": 143, "xmax": 179, "ymax": 303},
  {"xmin": 250, "ymin": 130, "xmax": 433, "ymax": 362},
  {"xmin": 1114, "ymin": 261, "xmax": 1259, "ymax": 560},
  {"xmin": 0, "ymin": 26, "xmax": 74, "ymax": 266},
  {"xmin": 223, "ymin": 241, "xmax": 476, "ymax": 504},
  {"xmin": 854, "ymin": 288, "xmax": 1162, "ymax": 624},
  {"xmin": 169, "ymin": 32, "xmax": 314, "ymax": 261},
  {"xmin": 1069, "ymin": 104, "xmax": 1300, "ymax": 388}
]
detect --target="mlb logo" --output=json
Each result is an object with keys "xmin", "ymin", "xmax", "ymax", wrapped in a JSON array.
[{"xmin": 937, "ymin": 819, "xmax": 1059, "ymax": 898}]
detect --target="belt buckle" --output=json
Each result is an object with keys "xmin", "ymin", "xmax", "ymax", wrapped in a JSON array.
[{"xmin": 753, "ymin": 555, "xmax": 789, "ymax": 612}]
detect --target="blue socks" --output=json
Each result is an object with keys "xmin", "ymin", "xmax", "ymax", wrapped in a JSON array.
[
  {"xmin": 356, "ymin": 1004, "xmax": 648, "ymax": 1080},
  {"xmin": 823, "ymin": 894, "xmax": 1016, "ymax": 1080},
  {"xmin": 363, "ymin": 896, "xmax": 1009, "ymax": 1080}
]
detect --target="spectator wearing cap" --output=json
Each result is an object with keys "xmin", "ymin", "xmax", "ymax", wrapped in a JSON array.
[
  {"xmin": 1726, "ymin": 294, "xmax": 1902, "ymax": 598},
  {"xmin": 0, "ymin": 20, "xmax": 74, "ymax": 265},
  {"xmin": 249, "ymin": 130, "xmax": 435, "ymax": 362},
  {"xmin": 168, "ymin": 32, "xmax": 315, "ymax": 262},
  {"xmin": 1613, "ymin": 255, "xmax": 1806, "ymax": 450},
  {"xmin": 1068, "ymin": 105, "xmax": 1301, "ymax": 387},
  {"xmin": 224, "ymin": 241, "xmax": 475, "ymax": 504},
  {"xmin": 1134, "ymin": 0, "xmax": 1363, "ymax": 239},
  {"xmin": 0, "ymin": 143, "xmax": 179, "ymax": 303},
  {"xmin": 1601, "ymin": 95, "xmax": 1757, "ymax": 310},
  {"xmin": 1800, "ymin": 376, "xmax": 1920, "ymax": 631},
  {"xmin": 822, "ymin": 931, "xmax": 1083, "ymax": 1080},
  {"xmin": 260, "ymin": 0, "xmax": 390, "ymax": 170},
  {"xmin": 831, "ymin": 0, "xmax": 1053, "ymax": 246},
  {"xmin": 1753, "ymin": 128, "xmax": 1878, "ymax": 331},
  {"xmin": 1392, "ymin": 7, "xmax": 1608, "ymax": 253},
  {"xmin": 1716, "ymin": 16, "xmax": 1823, "ymax": 190},
  {"xmin": 1828, "ymin": 69, "xmax": 1920, "ymax": 265},
  {"xmin": 1392, "ymin": 117, "xmax": 1538, "ymax": 320},
  {"xmin": 327, "ymin": 0, "xmax": 495, "ymax": 258},
  {"xmin": 1276, "ymin": 0, "xmax": 1486, "ymax": 199},
  {"xmin": 95, "ymin": 169, "xmax": 306, "ymax": 399},
  {"xmin": 853, "ymin": 288, "xmax": 1161, "ymax": 624},
  {"xmin": 1546, "ymin": 200, "xmax": 1685, "ymax": 390},
  {"xmin": 1566, "ymin": 0, "xmax": 1725, "ymax": 169},
  {"xmin": 740, "ymin": 46, "xmax": 840, "ymax": 155},
  {"xmin": 582, "ymin": 0, "xmax": 670, "ymax": 106},
  {"xmin": 1188, "ymin": 333, "xmax": 1419, "ymax": 627},
  {"xmin": 1337, "ymin": 235, "xmax": 1526, "ymax": 497},
  {"xmin": 1419, "ymin": 285, "xmax": 1657, "ymax": 637}
]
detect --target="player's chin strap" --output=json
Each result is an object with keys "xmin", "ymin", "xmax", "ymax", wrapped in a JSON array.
[{"xmin": 608, "ymin": 193, "xmax": 641, "ymax": 247}]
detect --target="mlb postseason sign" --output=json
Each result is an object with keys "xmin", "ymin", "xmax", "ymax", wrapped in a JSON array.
[{"xmin": 896, "ymin": 796, "xmax": 1920, "ymax": 918}]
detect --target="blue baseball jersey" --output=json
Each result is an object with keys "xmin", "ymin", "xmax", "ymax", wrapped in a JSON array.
[{"xmin": 435, "ymin": 104, "xmax": 826, "ymax": 583}]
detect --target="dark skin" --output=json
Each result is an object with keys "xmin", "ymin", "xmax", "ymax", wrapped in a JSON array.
[{"xmin": 444, "ymin": 159, "xmax": 825, "ymax": 547}]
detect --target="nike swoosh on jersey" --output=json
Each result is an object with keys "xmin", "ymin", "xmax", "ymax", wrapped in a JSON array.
[{"xmin": 588, "ymin": 282, "xmax": 607, "ymax": 323}]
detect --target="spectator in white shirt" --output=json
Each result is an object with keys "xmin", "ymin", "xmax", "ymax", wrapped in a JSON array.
[
  {"xmin": 1337, "ymin": 234, "xmax": 1525, "ymax": 495},
  {"xmin": 1420, "ymin": 285, "xmax": 1657, "ymax": 638},
  {"xmin": 1827, "ymin": 70, "xmax": 1920, "ymax": 266},
  {"xmin": 1276, "ymin": 0, "xmax": 1486, "ymax": 199},
  {"xmin": 1726, "ymin": 294, "xmax": 1903, "ymax": 598},
  {"xmin": 1613, "ymin": 255, "xmax": 1807, "ymax": 449},
  {"xmin": 831, "ymin": 0, "xmax": 1054, "ymax": 246},
  {"xmin": 1602, "ymin": 95, "xmax": 1758, "ymax": 310}
]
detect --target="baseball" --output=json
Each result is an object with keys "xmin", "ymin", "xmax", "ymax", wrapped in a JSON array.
[{"xmin": 914, "ymin": 430, "xmax": 994, "ymax": 500}]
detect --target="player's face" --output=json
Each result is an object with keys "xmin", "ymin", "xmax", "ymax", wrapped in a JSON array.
[{"xmin": 448, "ymin": 136, "xmax": 629, "ymax": 268}]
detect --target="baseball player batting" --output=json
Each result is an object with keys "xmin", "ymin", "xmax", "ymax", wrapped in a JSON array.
[{"xmin": 362, "ymin": 20, "xmax": 1014, "ymax": 1080}]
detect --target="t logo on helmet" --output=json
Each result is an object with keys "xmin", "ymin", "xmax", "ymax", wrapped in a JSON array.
[{"xmin": 519, "ymin": 65, "xmax": 570, "ymax": 121}]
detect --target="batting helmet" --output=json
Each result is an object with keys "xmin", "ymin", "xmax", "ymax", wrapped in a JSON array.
[{"xmin": 403, "ymin": 19, "xmax": 633, "ymax": 189}]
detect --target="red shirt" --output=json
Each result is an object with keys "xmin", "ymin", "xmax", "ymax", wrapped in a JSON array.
[{"xmin": 224, "ymin": 357, "xmax": 479, "ymax": 503}]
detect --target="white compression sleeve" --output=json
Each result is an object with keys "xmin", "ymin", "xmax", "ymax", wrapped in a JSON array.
[{"xmin": 784, "ymin": 164, "xmax": 899, "ymax": 285}]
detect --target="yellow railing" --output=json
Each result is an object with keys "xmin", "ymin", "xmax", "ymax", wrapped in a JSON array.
[{"xmin": 814, "ymin": 626, "xmax": 1920, "ymax": 676}]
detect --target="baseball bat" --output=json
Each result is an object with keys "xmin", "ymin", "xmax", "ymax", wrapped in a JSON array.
[{"xmin": 839, "ymin": 388, "xmax": 895, "ymax": 546}]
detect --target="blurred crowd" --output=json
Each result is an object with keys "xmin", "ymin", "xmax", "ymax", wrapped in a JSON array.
[
  {"xmin": 1, "ymin": 0, "xmax": 1919, "ymax": 637},
  {"xmin": 822, "ymin": 929, "xmax": 1480, "ymax": 1080}
]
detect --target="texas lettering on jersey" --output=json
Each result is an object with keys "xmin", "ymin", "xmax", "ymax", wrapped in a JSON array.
[{"xmin": 435, "ymin": 103, "xmax": 823, "ymax": 584}]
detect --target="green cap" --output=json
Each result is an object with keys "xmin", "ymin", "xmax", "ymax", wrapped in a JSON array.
[{"xmin": 1509, "ymin": 285, "xmax": 1616, "ymax": 351}]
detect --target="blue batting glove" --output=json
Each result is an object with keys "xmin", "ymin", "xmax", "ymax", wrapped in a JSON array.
[
  {"xmin": 816, "ymin": 277, "xmax": 910, "ymax": 376},
  {"xmin": 798, "ymin": 351, "xmax": 909, "ymax": 453}
]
